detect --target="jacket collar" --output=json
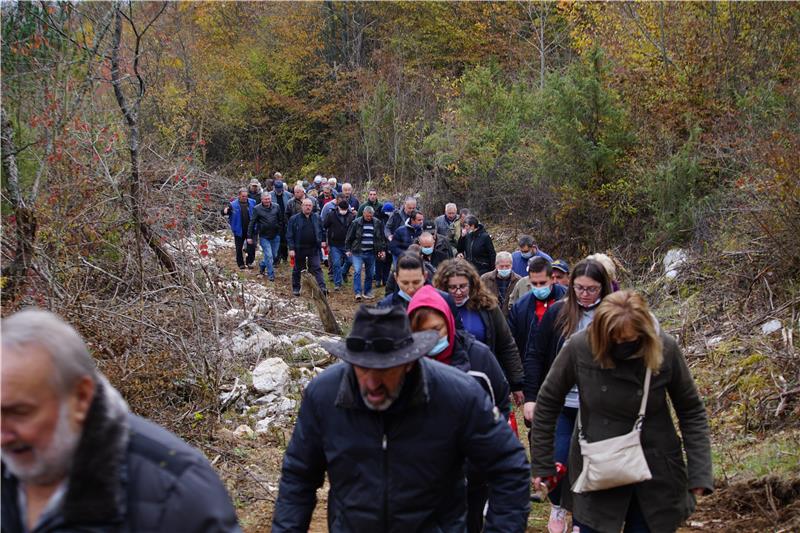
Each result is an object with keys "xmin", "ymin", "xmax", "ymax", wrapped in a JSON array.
[
  {"xmin": 2, "ymin": 375, "xmax": 130, "ymax": 528},
  {"xmin": 335, "ymin": 362, "xmax": 430, "ymax": 411}
]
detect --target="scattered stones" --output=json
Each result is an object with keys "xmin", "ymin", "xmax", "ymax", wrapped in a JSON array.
[
  {"xmin": 255, "ymin": 417, "xmax": 275, "ymax": 433},
  {"xmin": 663, "ymin": 249, "xmax": 688, "ymax": 280},
  {"xmin": 761, "ymin": 319, "xmax": 782, "ymax": 335},
  {"xmin": 252, "ymin": 357, "xmax": 290, "ymax": 394},
  {"xmin": 233, "ymin": 424, "xmax": 254, "ymax": 437}
]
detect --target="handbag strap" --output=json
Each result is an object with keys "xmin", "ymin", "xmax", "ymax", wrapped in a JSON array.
[{"xmin": 578, "ymin": 367, "xmax": 652, "ymax": 437}]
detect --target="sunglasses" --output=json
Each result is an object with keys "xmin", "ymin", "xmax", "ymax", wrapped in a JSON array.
[{"xmin": 346, "ymin": 336, "xmax": 414, "ymax": 353}]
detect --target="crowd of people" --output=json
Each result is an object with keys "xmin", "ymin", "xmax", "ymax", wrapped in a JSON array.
[{"xmin": 0, "ymin": 173, "xmax": 713, "ymax": 533}]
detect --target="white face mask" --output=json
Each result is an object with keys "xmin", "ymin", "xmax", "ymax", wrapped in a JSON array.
[{"xmin": 455, "ymin": 295, "xmax": 470, "ymax": 308}]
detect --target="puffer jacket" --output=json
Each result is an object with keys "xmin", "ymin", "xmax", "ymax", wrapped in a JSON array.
[
  {"xmin": 1, "ymin": 377, "xmax": 240, "ymax": 533},
  {"xmin": 389, "ymin": 219, "xmax": 422, "ymax": 258},
  {"xmin": 272, "ymin": 358, "xmax": 530, "ymax": 532}
]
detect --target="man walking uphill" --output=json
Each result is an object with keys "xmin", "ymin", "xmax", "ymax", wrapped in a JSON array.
[
  {"xmin": 287, "ymin": 198, "xmax": 327, "ymax": 297},
  {"xmin": 272, "ymin": 305, "xmax": 530, "ymax": 532},
  {"xmin": 222, "ymin": 188, "xmax": 256, "ymax": 269},
  {"xmin": 247, "ymin": 193, "xmax": 282, "ymax": 281}
]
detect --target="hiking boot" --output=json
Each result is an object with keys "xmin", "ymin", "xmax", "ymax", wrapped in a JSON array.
[
  {"xmin": 363, "ymin": 292, "xmax": 375, "ymax": 299},
  {"xmin": 355, "ymin": 294, "xmax": 362, "ymax": 302},
  {"xmin": 548, "ymin": 505, "xmax": 568, "ymax": 533}
]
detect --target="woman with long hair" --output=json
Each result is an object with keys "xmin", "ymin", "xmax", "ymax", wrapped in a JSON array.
[
  {"xmin": 530, "ymin": 291, "xmax": 712, "ymax": 532},
  {"xmin": 434, "ymin": 259, "xmax": 524, "ymax": 402},
  {"xmin": 523, "ymin": 259, "xmax": 612, "ymax": 533}
]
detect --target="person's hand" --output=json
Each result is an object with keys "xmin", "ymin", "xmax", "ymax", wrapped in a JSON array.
[
  {"xmin": 378, "ymin": 251, "xmax": 385, "ymax": 259},
  {"xmin": 532, "ymin": 477, "xmax": 549, "ymax": 494},
  {"xmin": 247, "ymin": 238, "xmax": 253, "ymax": 245},
  {"xmin": 511, "ymin": 391, "xmax": 524, "ymax": 407},
  {"xmin": 289, "ymin": 250, "xmax": 295, "ymax": 258},
  {"xmin": 346, "ymin": 251, "xmax": 352, "ymax": 257},
  {"xmin": 691, "ymin": 488, "xmax": 706, "ymax": 497},
  {"xmin": 456, "ymin": 253, "xmax": 464, "ymax": 259},
  {"xmin": 523, "ymin": 401, "xmax": 536, "ymax": 423}
]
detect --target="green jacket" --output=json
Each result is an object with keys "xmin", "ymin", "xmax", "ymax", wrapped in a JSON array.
[
  {"xmin": 530, "ymin": 329, "xmax": 713, "ymax": 533},
  {"xmin": 357, "ymin": 199, "xmax": 383, "ymax": 217}
]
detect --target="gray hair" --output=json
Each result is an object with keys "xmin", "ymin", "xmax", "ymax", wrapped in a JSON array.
[
  {"xmin": 496, "ymin": 251, "xmax": 513, "ymax": 264},
  {"xmin": 445, "ymin": 203, "xmax": 457, "ymax": 212},
  {"xmin": 404, "ymin": 196, "xmax": 417, "ymax": 207},
  {"xmin": 362, "ymin": 206, "xmax": 374, "ymax": 214},
  {"xmin": 1, "ymin": 309, "xmax": 97, "ymax": 394},
  {"xmin": 518, "ymin": 234, "xmax": 535, "ymax": 247},
  {"xmin": 238, "ymin": 187, "xmax": 248, "ymax": 195}
]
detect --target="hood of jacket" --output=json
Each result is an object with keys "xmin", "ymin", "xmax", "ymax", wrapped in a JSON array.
[{"xmin": 407, "ymin": 285, "xmax": 456, "ymax": 365}]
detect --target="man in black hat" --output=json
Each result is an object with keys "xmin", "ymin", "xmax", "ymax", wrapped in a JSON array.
[{"xmin": 272, "ymin": 305, "xmax": 530, "ymax": 532}]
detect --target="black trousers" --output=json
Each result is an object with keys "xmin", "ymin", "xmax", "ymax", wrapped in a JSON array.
[
  {"xmin": 467, "ymin": 469, "xmax": 488, "ymax": 533},
  {"xmin": 234, "ymin": 235, "xmax": 256, "ymax": 268},
  {"xmin": 292, "ymin": 247, "xmax": 327, "ymax": 292}
]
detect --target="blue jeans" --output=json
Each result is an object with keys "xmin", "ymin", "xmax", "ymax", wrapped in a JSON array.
[
  {"xmin": 351, "ymin": 253, "xmax": 375, "ymax": 296},
  {"xmin": 574, "ymin": 495, "xmax": 650, "ymax": 533},
  {"xmin": 258, "ymin": 236, "xmax": 280, "ymax": 278},
  {"xmin": 329, "ymin": 245, "xmax": 351, "ymax": 287},
  {"xmin": 549, "ymin": 407, "xmax": 578, "ymax": 507}
]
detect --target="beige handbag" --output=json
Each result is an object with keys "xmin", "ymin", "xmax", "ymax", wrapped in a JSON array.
[{"xmin": 571, "ymin": 368, "xmax": 653, "ymax": 493}]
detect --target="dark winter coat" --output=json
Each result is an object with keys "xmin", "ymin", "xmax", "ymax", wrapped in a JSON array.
[
  {"xmin": 427, "ymin": 235, "xmax": 454, "ymax": 267},
  {"xmin": 272, "ymin": 358, "xmax": 530, "ymax": 532},
  {"xmin": 287, "ymin": 212, "xmax": 324, "ymax": 251},
  {"xmin": 474, "ymin": 306, "xmax": 523, "ymax": 391},
  {"xmin": 453, "ymin": 330, "xmax": 512, "ymax": 417},
  {"xmin": 223, "ymin": 198, "xmax": 256, "ymax": 238},
  {"xmin": 530, "ymin": 329, "xmax": 713, "ymax": 533},
  {"xmin": 457, "ymin": 224, "xmax": 496, "ymax": 276},
  {"xmin": 385, "ymin": 208, "xmax": 412, "ymax": 237},
  {"xmin": 345, "ymin": 216, "xmax": 387, "ymax": 255},
  {"xmin": 481, "ymin": 270, "xmax": 523, "ymax": 317},
  {"xmin": 270, "ymin": 190, "xmax": 293, "ymax": 224},
  {"xmin": 323, "ymin": 209, "xmax": 355, "ymax": 247},
  {"xmin": 285, "ymin": 196, "xmax": 319, "ymax": 220},
  {"xmin": 1, "ymin": 377, "xmax": 240, "ymax": 533},
  {"xmin": 248, "ymin": 202, "xmax": 282, "ymax": 240},
  {"xmin": 508, "ymin": 283, "xmax": 567, "ymax": 372},
  {"xmin": 389, "ymin": 221, "xmax": 422, "ymax": 258},
  {"xmin": 247, "ymin": 189, "xmax": 262, "ymax": 204},
  {"xmin": 522, "ymin": 299, "xmax": 569, "ymax": 402}
]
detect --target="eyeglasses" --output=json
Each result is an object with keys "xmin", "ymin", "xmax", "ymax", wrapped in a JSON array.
[
  {"xmin": 346, "ymin": 336, "xmax": 414, "ymax": 353},
  {"xmin": 447, "ymin": 283, "xmax": 470, "ymax": 294},
  {"xmin": 574, "ymin": 284, "xmax": 601, "ymax": 295}
]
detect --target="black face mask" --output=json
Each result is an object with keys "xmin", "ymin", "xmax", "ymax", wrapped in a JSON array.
[{"xmin": 610, "ymin": 339, "xmax": 642, "ymax": 360}]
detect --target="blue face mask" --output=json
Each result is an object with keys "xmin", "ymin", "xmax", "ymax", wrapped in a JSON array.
[
  {"xmin": 398, "ymin": 290, "xmax": 413, "ymax": 302},
  {"xmin": 421, "ymin": 246, "xmax": 434, "ymax": 256},
  {"xmin": 520, "ymin": 251, "xmax": 533, "ymax": 259},
  {"xmin": 428, "ymin": 336, "xmax": 449, "ymax": 356},
  {"xmin": 531, "ymin": 285, "xmax": 552, "ymax": 300},
  {"xmin": 497, "ymin": 268, "xmax": 512, "ymax": 278}
]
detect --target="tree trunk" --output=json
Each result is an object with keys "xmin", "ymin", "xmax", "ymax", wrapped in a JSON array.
[
  {"xmin": 301, "ymin": 271, "xmax": 341, "ymax": 334},
  {"xmin": 1, "ymin": 107, "xmax": 37, "ymax": 305},
  {"xmin": 110, "ymin": 6, "xmax": 177, "ymax": 278}
]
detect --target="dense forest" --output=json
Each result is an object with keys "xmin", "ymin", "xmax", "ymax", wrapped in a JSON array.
[{"xmin": 2, "ymin": 2, "xmax": 799, "ymax": 530}]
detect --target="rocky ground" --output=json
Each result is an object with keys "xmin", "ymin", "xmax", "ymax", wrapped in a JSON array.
[{"xmin": 173, "ymin": 231, "xmax": 798, "ymax": 532}]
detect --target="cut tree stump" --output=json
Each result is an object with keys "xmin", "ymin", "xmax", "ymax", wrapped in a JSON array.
[{"xmin": 301, "ymin": 271, "xmax": 341, "ymax": 335}]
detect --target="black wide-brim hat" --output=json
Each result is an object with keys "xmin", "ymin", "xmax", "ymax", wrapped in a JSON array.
[{"xmin": 321, "ymin": 305, "xmax": 439, "ymax": 369}]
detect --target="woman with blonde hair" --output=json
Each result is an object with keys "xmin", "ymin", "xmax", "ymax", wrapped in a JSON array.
[
  {"xmin": 433, "ymin": 259, "xmax": 524, "ymax": 401},
  {"xmin": 531, "ymin": 290, "xmax": 713, "ymax": 533}
]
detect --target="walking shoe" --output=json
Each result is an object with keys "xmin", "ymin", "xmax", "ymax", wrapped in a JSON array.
[
  {"xmin": 548, "ymin": 505, "xmax": 568, "ymax": 533},
  {"xmin": 238, "ymin": 265, "xmax": 246, "ymax": 270},
  {"xmin": 268, "ymin": 276, "xmax": 275, "ymax": 282},
  {"xmin": 363, "ymin": 292, "xmax": 375, "ymax": 299},
  {"xmin": 321, "ymin": 289, "xmax": 329, "ymax": 297},
  {"xmin": 292, "ymin": 289, "xmax": 300, "ymax": 296},
  {"xmin": 334, "ymin": 286, "xmax": 341, "ymax": 292},
  {"xmin": 355, "ymin": 294, "xmax": 362, "ymax": 302},
  {"xmin": 256, "ymin": 272, "xmax": 264, "ymax": 279},
  {"xmin": 245, "ymin": 264, "xmax": 254, "ymax": 270}
]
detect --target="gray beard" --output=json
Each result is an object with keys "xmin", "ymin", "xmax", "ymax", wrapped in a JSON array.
[
  {"xmin": 360, "ymin": 374, "xmax": 406, "ymax": 412},
  {"xmin": 2, "ymin": 402, "xmax": 80, "ymax": 485}
]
